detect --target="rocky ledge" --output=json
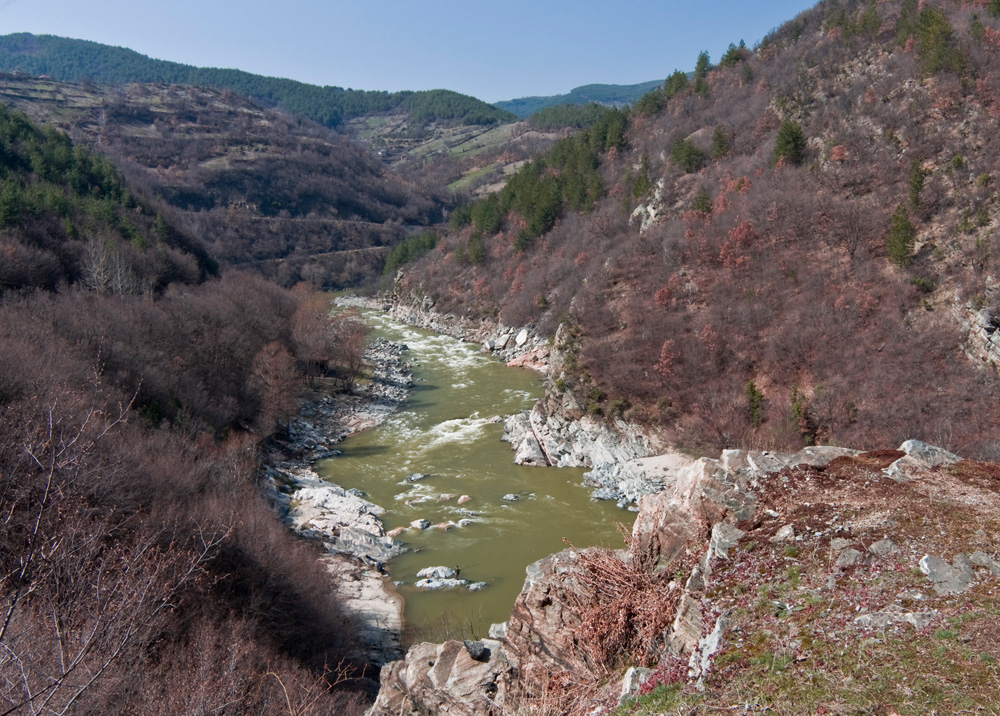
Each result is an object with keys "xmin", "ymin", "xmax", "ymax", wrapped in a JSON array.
[
  {"xmin": 261, "ymin": 336, "xmax": 414, "ymax": 667},
  {"xmin": 369, "ymin": 439, "xmax": 1000, "ymax": 715}
]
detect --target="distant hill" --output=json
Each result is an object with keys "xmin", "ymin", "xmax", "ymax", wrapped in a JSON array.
[
  {"xmin": 494, "ymin": 80, "xmax": 665, "ymax": 118},
  {"xmin": 0, "ymin": 75, "xmax": 446, "ymax": 288},
  {"xmin": 0, "ymin": 33, "xmax": 516, "ymax": 128}
]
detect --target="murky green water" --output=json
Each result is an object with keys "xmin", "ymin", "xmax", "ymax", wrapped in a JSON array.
[{"xmin": 318, "ymin": 310, "xmax": 623, "ymax": 640}]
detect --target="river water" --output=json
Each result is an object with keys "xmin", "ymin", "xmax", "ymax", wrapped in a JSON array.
[{"xmin": 318, "ymin": 310, "xmax": 623, "ymax": 641}]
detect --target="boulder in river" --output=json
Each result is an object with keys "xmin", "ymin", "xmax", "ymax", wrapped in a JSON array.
[{"xmin": 417, "ymin": 566, "xmax": 456, "ymax": 579}]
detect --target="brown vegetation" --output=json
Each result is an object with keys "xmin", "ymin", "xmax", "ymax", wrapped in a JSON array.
[{"xmin": 400, "ymin": 0, "xmax": 1000, "ymax": 460}]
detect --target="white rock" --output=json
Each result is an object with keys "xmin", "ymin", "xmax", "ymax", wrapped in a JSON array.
[{"xmin": 416, "ymin": 566, "xmax": 456, "ymax": 579}]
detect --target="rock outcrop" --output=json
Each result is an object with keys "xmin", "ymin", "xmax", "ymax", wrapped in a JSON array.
[
  {"xmin": 371, "ymin": 439, "xmax": 1000, "ymax": 714},
  {"xmin": 367, "ymin": 639, "xmax": 513, "ymax": 716}
]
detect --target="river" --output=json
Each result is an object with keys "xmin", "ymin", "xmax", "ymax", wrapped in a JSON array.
[{"xmin": 318, "ymin": 310, "xmax": 623, "ymax": 642}]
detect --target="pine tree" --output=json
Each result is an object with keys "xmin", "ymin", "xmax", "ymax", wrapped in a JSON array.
[
  {"xmin": 886, "ymin": 204, "xmax": 916, "ymax": 267},
  {"xmin": 774, "ymin": 119, "xmax": 806, "ymax": 166}
]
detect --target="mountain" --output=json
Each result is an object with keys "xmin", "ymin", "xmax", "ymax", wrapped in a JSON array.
[
  {"xmin": 0, "ymin": 74, "xmax": 446, "ymax": 287},
  {"xmin": 392, "ymin": 0, "xmax": 1000, "ymax": 461},
  {"xmin": 0, "ymin": 33, "xmax": 516, "ymax": 128},
  {"xmin": 494, "ymin": 79, "xmax": 665, "ymax": 118},
  {"xmin": 0, "ymin": 103, "xmax": 376, "ymax": 714}
]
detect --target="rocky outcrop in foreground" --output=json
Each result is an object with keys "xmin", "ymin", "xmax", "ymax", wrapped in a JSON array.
[{"xmin": 370, "ymin": 439, "xmax": 1000, "ymax": 715}]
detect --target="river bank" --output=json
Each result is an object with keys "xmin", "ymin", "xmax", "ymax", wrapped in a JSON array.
[
  {"xmin": 343, "ymin": 292, "xmax": 693, "ymax": 508},
  {"xmin": 260, "ymin": 336, "xmax": 414, "ymax": 667}
]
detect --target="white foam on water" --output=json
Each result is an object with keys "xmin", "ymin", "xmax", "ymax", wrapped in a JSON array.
[{"xmin": 420, "ymin": 415, "xmax": 494, "ymax": 451}]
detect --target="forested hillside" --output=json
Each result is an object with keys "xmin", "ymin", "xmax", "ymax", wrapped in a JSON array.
[
  {"xmin": 0, "ymin": 76, "xmax": 445, "ymax": 287},
  {"xmin": 0, "ymin": 33, "xmax": 515, "ymax": 128},
  {"xmin": 495, "ymin": 79, "xmax": 665, "ymax": 117},
  {"xmin": 0, "ymin": 107, "xmax": 374, "ymax": 714},
  {"xmin": 397, "ymin": 0, "xmax": 1000, "ymax": 460}
]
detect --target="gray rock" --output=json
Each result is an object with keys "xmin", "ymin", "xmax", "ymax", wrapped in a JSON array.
[
  {"xmin": 410, "ymin": 519, "xmax": 432, "ymax": 530},
  {"xmin": 464, "ymin": 640, "xmax": 490, "ymax": 662},
  {"xmin": 685, "ymin": 565, "xmax": 706, "ymax": 593},
  {"xmin": 919, "ymin": 554, "xmax": 975, "ymax": 594},
  {"xmin": 502, "ymin": 493, "xmax": 520, "ymax": 502},
  {"xmin": 885, "ymin": 440, "xmax": 962, "ymax": 481},
  {"xmin": 771, "ymin": 524, "xmax": 796, "ymax": 543},
  {"xmin": 414, "ymin": 577, "xmax": 470, "ymax": 590},
  {"xmin": 515, "ymin": 328, "xmax": 529, "ymax": 347},
  {"xmin": 468, "ymin": 581, "xmax": 488, "ymax": 591},
  {"xmin": 709, "ymin": 523, "xmax": 745, "ymax": 560},
  {"xmin": 836, "ymin": 548, "xmax": 864, "ymax": 568},
  {"xmin": 488, "ymin": 622, "xmax": 507, "ymax": 640},
  {"xmin": 406, "ymin": 472, "xmax": 431, "ymax": 482},
  {"xmin": 417, "ymin": 566, "xmax": 456, "ymax": 579},
  {"xmin": 691, "ymin": 611, "xmax": 730, "ymax": 681},
  {"xmin": 898, "ymin": 439, "xmax": 962, "ymax": 467},
  {"xmin": 869, "ymin": 538, "xmax": 898, "ymax": 557},
  {"xmin": 969, "ymin": 551, "xmax": 1000, "ymax": 576},
  {"xmin": 619, "ymin": 667, "xmax": 653, "ymax": 704},
  {"xmin": 855, "ymin": 610, "xmax": 934, "ymax": 630},
  {"xmin": 591, "ymin": 487, "xmax": 620, "ymax": 501}
]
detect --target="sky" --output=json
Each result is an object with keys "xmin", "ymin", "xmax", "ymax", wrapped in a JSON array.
[{"xmin": 0, "ymin": 0, "xmax": 820, "ymax": 103}]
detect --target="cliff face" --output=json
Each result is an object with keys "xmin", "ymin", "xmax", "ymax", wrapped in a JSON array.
[{"xmin": 370, "ymin": 439, "xmax": 1000, "ymax": 715}]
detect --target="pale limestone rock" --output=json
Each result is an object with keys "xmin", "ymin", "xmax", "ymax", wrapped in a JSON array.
[
  {"xmin": 771, "ymin": 524, "xmax": 796, "ymax": 543},
  {"xmin": 668, "ymin": 593, "xmax": 703, "ymax": 655},
  {"xmin": 619, "ymin": 667, "xmax": 653, "ymax": 704},
  {"xmin": 919, "ymin": 554, "xmax": 975, "ymax": 594},
  {"xmin": 368, "ymin": 639, "xmax": 512, "ymax": 716}
]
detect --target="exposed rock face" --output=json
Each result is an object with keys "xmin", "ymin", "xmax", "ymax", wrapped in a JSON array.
[
  {"xmin": 955, "ymin": 300, "xmax": 1000, "ymax": 371},
  {"xmin": 367, "ymin": 639, "xmax": 512, "ymax": 716},
  {"xmin": 371, "ymin": 439, "xmax": 1000, "ymax": 713},
  {"xmin": 281, "ymin": 467, "xmax": 405, "ymax": 565},
  {"xmin": 502, "ymin": 391, "xmax": 655, "ymax": 505},
  {"xmin": 503, "ymin": 549, "xmax": 603, "ymax": 685}
]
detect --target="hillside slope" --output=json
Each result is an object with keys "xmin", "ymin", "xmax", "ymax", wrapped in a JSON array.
[
  {"xmin": 0, "ymin": 75, "xmax": 447, "ymax": 287},
  {"xmin": 396, "ymin": 0, "xmax": 1000, "ymax": 459},
  {"xmin": 0, "ymin": 106, "xmax": 379, "ymax": 714},
  {"xmin": 0, "ymin": 33, "xmax": 515, "ymax": 128},
  {"xmin": 495, "ymin": 80, "xmax": 665, "ymax": 117}
]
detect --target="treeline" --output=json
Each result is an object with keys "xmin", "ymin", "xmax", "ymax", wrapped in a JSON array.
[
  {"xmin": 528, "ymin": 102, "xmax": 617, "ymax": 130},
  {"xmin": 494, "ymin": 79, "xmax": 664, "ymax": 118},
  {"xmin": 0, "ymin": 104, "xmax": 376, "ymax": 713},
  {"xmin": 0, "ymin": 33, "xmax": 516, "ymax": 127}
]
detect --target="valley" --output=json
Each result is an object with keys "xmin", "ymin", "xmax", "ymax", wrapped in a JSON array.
[{"xmin": 2, "ymin": 0, "xmax": 1000, "ymax": 714}]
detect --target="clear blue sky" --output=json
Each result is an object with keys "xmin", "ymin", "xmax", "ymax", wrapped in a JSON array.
[{"xmin": 0, "ymin": 0, "xmax": 819, "ymax": 103}]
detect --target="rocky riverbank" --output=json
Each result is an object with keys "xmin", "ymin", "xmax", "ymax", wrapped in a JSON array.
[
  {"xmin": 369, "ymin": 439, "xmax": 1000, "ymax": 715},
  {"xmin": 352, "ymin": 292, "xmax": 689, "ymax": 507},
  {"xmin": 261, "ymin": 336, "xmax": 414, "ymax": 667}
]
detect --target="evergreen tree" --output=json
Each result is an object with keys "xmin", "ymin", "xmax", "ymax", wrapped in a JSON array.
[
  {"xmin": 712, "ymin": 124, "xmax": 731, "ymax": 158},
  {"xmin": 664, "ymin": 69, "xmax": 689, "ymax": 99},
  {"xmin": 774, "ymin": 119, "xmax": 806, "ymax": 165},
  {"xmin": 886, "ymin": 204, "xmax": 916, "ymax": 267},
  {"xmin": 694, "ymin": 51, "xmax": 711, "ymax": 98}
]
